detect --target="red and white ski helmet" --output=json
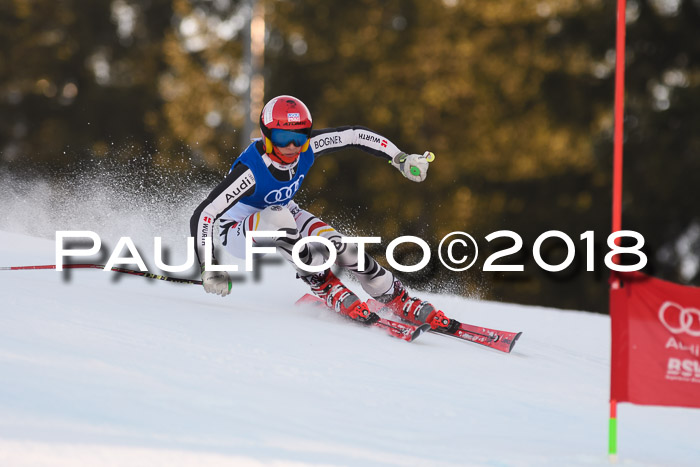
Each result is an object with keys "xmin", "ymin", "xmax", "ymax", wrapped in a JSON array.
[{"xmin": 259, "ymin": 95, "xmax": 313, "ymax": 163}]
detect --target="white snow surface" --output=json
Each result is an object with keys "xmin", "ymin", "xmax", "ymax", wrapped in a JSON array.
[{"xmin": 1, "ymin": 230, "xmax": 699, "ymax": 467}]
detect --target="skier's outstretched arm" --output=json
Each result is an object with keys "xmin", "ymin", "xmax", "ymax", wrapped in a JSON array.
[
  {"xmin": 309, "ymin": 126, "xmax": 434, "ymax": 182},
  {"xmin": 190, "ymin": 163, "xmax": 256, "ymax": 296}
]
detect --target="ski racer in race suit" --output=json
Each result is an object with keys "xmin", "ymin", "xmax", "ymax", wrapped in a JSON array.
[{"xmin": 190, "ymin": 95, "xmax": 459, "ymax": 333}]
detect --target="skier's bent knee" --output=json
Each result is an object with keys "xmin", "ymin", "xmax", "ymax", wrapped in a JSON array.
[{"xmin": 256, "ymin": 205, "xmax": 296, "ymax": 233}]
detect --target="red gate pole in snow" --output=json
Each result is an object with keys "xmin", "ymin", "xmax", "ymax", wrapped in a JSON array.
[
  {"xmin": 611, "ymin": 0, "xmax": 626, "ymax": 273},
  {"xmin": 609, "ymin": 0, "xmax": 627, "ymax": 461}
]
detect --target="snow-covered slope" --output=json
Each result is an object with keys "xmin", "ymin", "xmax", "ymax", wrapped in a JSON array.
[{"xmin": 1, "ymin": 230, "xmax": 699, "ymax": 467}]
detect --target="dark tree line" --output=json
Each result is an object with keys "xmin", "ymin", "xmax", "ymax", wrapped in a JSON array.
[{"xmin": 1, "ymin": 0, "xmax": 698, "ymax": 312}]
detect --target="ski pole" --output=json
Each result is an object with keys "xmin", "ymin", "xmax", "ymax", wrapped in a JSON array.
[{"xmin": 0, "ymin": 264, "xmax": 203, "ymax": 285}]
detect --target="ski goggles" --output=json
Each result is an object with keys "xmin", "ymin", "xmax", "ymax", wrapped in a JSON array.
[{"xmin": 270, "ymin": 129, "xmax": 309, "ymax": 148}]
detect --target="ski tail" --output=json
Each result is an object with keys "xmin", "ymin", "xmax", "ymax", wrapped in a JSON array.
[
  {"xmin": 295, "ymin": 294, "xmax": 427, "ymax": 342},
  {"xmin": 376, "ymin": 319, "xmax": 431, "ymax": 342}
]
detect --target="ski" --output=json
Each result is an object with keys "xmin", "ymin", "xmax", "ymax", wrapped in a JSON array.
[
  {"xmin": 295, "ymin": 294, "xmax": 430, "ymax": 342},
  {"xmin": 367, "ymin": 299, "xmax": 522, "ymax": 353},
  {"xmin": 453, "ymin": 322, "xmax": 522, "ymax": 353}
]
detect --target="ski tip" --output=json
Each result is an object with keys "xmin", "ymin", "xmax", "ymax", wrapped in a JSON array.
[
  {"xmin": 507, "ymin": 332, "xmax": 523, "ymax": 353},
  {"xmin": 410, "ymin": 323, "xmax": 432, "ymax": 342}
]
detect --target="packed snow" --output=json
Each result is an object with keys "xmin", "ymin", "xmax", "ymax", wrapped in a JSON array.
[
  {"xmin": 2, "ymin": 231, "xmax": 700, "ymax": 467},
  {"xmin": 0, "ymin": 172, "xmax": 698, "ymax": 466}
]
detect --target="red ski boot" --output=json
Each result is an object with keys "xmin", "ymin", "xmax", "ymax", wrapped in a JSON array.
[
  {"xmin": 376, "ymin": 280, "xmax": 460, "ymax": 334},
  {"xmin": 301, "ymin": 270, "xmax": 379, "ymax": 324}
]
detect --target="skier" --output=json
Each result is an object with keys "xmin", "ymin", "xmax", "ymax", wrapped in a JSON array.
[{"xmin": 190, "ymin": 95, "xmax": 459, "ymax": 333}]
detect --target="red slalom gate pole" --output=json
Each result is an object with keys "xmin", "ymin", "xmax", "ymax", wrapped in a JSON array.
[
  {"xmin": 610, "ymin": 0, "xmax": 627, "ymax": 463},
  {"xmin": 611, "ymin": 0, "xmax": 627, "ymax": 285},
  {"xmin": 609, "ymin": 399, "xmax": 618, "ymax": 461}
]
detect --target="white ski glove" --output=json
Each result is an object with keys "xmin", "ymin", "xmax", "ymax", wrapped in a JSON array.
[
  {"xmin": 201, "ymin": 267, "xmax": 232, "ymax": 297},
  {"xmin": 391, "ymin": 151, "xmax": 435, "ymax": 182}
]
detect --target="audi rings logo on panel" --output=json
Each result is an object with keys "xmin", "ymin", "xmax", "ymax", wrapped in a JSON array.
[
  {"xmin": 264, "ymin": 175, "xmax": 304, "ymax": 204},
  {"xmin": 659, "ymin": 301, "xmax": 700, "ymax": 337}
]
